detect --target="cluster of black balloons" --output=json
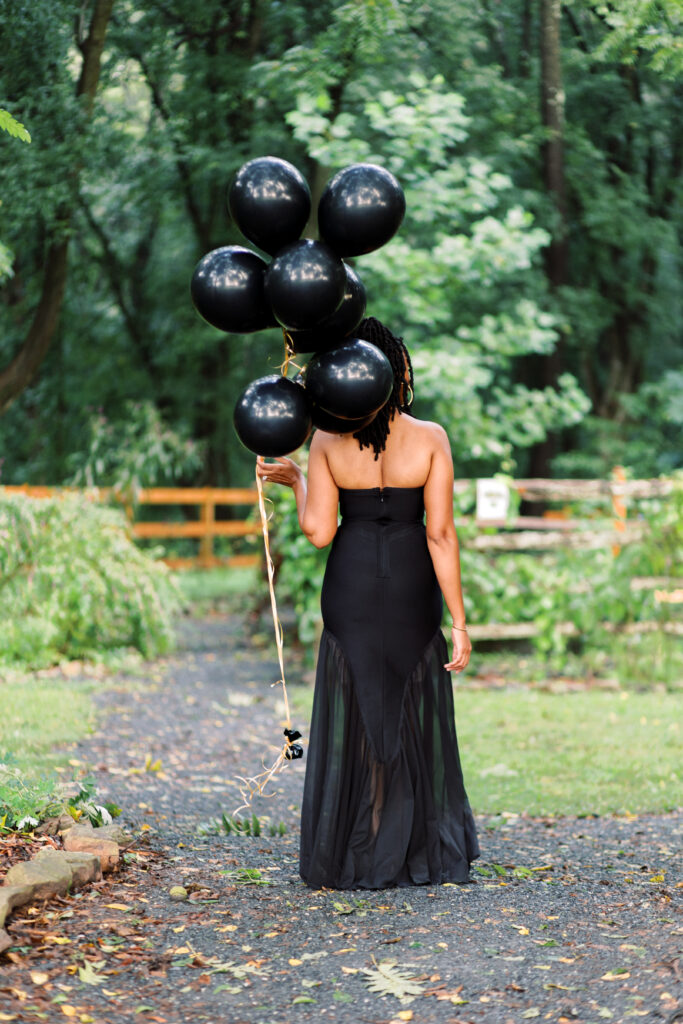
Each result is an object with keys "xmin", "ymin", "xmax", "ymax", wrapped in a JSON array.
[{"xmin": 190, "ymin": 156, "xmax": 406, "ymax": 457}]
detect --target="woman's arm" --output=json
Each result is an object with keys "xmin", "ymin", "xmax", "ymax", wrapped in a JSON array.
[
  {"xmin": 256, "ymin": 433, "xmax": 339, "ymax": 548},
  {"xmin": 423, "ymin": 425, "xmax": 472, "ymax": 673}
]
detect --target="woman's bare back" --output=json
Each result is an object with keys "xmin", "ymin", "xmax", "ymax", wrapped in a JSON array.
[{"xmin": 315, "ymin": 412, "xmax": 445, "ymax": 490}]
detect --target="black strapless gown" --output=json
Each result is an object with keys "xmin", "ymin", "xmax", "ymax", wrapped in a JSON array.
[{"xmin": 299, "ymin": 487, "xmax": 480, "ymax": 890}]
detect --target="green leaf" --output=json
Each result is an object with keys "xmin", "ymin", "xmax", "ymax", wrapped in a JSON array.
[
  {"xmin": 333, "ymin": 900, "xmax": 355, "ymax": 915},
  {"xmin": 0, "ymin": 108, "xmax": 31, "ymax": 143},
  {"xmin": 333, "ymin": 991, "xmax": 354, "ymax": 1002}
]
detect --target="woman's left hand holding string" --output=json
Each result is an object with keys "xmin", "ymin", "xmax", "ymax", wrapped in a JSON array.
[{"xmin": 256, "ymin": 455, "xmax": 304, "ymax": 490}]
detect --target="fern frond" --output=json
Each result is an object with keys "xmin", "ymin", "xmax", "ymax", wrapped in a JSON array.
[{"xmin": 0, "ymin": 109, "xmax": 31, "ymax": 143}]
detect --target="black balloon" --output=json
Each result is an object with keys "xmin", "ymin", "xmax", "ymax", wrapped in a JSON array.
[
  {"xmin": 228, "ymin": 156, "xmax": 311, "ymax": 256},
  {"xmin": 311, "ymin": 405, "xmax": 376, "ymax": 435},
  {"xmin": 287, "ymin": 264, "xmax": 367, "ymax": 354},
  {"xmin": 305, "ymin": 339, "xmax": 393, "ymax": 420},
  {"xmin": 191, "ymin": 246, "xmax": 275, "ymax": 334},
  {"xmin": 265, "ymin": 239, "xmax": 346, "ymax": 331},
  {"xmin": 233, "ymin": 375, "xmax": 312, "ymax": 457},
  {"xmin": 318, "ymin": 163, "xmax": 406, "ymax": 257}
]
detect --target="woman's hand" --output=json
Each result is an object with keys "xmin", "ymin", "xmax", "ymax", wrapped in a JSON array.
[
  {"xmin": 256, "ymin": 455, "xmax": 304, "ymax": 489},
  {"xmin": 444, "ymin": 626, "xmax": 471, "ymax": 674}
]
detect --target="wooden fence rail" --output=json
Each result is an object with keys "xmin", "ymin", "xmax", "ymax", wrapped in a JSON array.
[
  {"xmin": 2, "ymin": 475, "xmax": 675, "ymax": 568},
  {"xmin": 3, "ymin": 477, "xmax": 680, "ymax": 640}
]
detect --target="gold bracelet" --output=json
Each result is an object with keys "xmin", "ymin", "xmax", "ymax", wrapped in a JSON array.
[{"xmin": 451, "ymin": 624, "xmax": 468, "ymax": 632}]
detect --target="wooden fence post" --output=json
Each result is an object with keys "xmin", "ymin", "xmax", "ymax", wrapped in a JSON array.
[
  {"xmin": 199, "ymin": 493, "xmax": 215, "ymax": 568},
  {"xmin": 611, "ymin": 465, "xmax": 627, "ymax": 556}
]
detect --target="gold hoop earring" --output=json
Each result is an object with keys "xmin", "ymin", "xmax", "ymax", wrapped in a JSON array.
[{"xmin": 403, "ymin": 383, "xmax": 414, "ymax": 409}]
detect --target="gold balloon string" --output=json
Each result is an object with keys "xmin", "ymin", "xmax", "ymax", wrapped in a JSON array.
[
  {"xmin": 279, "ymin": 329, "xmax": 305, "ymax": 378},
  {"xmin": 232, "ymin": 468, "xmax": 301, "ymax": 815},
  {"xmin": 256, "ymin": 467, "xmax": 291, "ymax": 726}
]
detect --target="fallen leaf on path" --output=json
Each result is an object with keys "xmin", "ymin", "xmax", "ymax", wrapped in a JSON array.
[
  {"xmin": 361, "ymin": 959, "xmax": 425, "ymax": 1005},
  {"xmin": 78, "ymin": 961, "xmax": 104, "ymax": 986}
]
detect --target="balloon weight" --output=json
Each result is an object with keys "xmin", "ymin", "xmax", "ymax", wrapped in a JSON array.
[
  {"xmin": 311, "ymin": 405, "xmax": 376, "ymax": 435},
  {"xmin": 191, "ymin": 246, "xmax": 275, "ymax": 334},
  {"xmin": 265, "ymin": 239, "xmax": 346, "ymax": 331},
  {"xmin": 228, "ymin": 156, "xmax": 311, "ymax": 256},
  {"xmin": 318, "ymin": 163, "xmax": 406, "ymax": 257},
  {"xmin": 287, "ymin": 263, "xmax": 367, "ymax": 354},
  {"xmin": 305, "ymin": 339, "xmax": 393, "ymax": 420},
  {"xmin": 233, "ymin": 375, "xmax": 312, "ymax": 457}
]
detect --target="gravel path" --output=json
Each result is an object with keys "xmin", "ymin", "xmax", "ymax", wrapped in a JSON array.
[{"xmin": 2, "ymin": 615, "xmax": 681, "ymax": 1024}]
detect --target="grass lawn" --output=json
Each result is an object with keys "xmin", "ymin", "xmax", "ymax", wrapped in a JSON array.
[
  {"xmin": 0, "ymin": 672, "xmax": 99, "ymax": 777},
  {"xmin": 291, "ymin": 685, "xmax": 681, "ymax": 817},
  {"xmin": 456, "ymin": 688, "xmax": 681, "ymax": 816},
  {"xmin": 176, "ymin": 565, "xmax": 259, "ymax": 612}
]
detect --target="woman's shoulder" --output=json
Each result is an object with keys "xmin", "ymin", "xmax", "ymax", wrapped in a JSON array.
[{"xmin": 401, "ymin": 415, "xmax": 450, "ymax": 449}]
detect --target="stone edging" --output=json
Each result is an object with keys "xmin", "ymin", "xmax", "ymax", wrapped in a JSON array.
[{"xmin": 0, "ymin": 818, "xmax": 133, "ymax": 954}]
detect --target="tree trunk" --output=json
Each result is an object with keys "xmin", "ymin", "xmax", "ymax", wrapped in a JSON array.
[
  {"xmin": 0, "ymin": 0, "xmax": 114, "ymax": 414},
  {"xmin": 526, "ymin": 0, "xmax": 568, "ymax": 483}
]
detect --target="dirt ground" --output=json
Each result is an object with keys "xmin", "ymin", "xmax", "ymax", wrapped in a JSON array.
[{"xmin": 1, "ymin": 615, "xmax": 681, "ymax": 1024}]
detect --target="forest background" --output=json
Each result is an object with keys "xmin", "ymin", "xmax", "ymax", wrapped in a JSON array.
[
  {"xmin": 0, "ymin": 0, "xmax": 681, "ymax": 491},
  {"xmin": 0, "ymin": 1, "xmax": 681, "ymax": 833}
]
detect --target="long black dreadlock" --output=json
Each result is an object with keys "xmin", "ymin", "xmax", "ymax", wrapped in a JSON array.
[{"xmin": 352, "ymin": 317, "xmax": 414, "ymax": 460}]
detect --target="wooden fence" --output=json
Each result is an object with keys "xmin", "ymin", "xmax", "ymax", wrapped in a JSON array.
[
  {"xmin": 2, "ymin": 470, "xmax": 674, "ymax": 560},
  {"xmin": 4, "ymin": 475, "xmax": 680, "ymax": 639}
]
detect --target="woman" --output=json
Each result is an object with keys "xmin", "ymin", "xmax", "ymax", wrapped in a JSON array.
[{"xmin": 257, "ymin": 318, "xmax": 480, "ymax": 889}]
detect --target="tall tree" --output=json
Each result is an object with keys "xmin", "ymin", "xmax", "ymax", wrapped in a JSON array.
[
  {"xmin": 526, "ymin": 0, "xmax": 568, "ymax": 479},
  {"xmin": 0, "ymin": 0, "xmax": 114, "ymax": 413}
]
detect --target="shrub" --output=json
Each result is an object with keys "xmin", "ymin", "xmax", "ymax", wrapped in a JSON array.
[{"xmin": 0, "ymin": 490, "xmax": 179, "ymax": 667}]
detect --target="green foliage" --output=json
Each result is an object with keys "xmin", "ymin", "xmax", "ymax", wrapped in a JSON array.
[
  {"xmin": 0, "ymin": 106, "xmax": 30, "ymax": 283},
  {"xmin": 0, "ymin": 490, "xmax": 179, "ymax": 667},
  {"xmin": 219, "ymin": 867, "xmax": 271, "ymax": 886},
  {"xmin": 197, "ymin": 813, "xmax": 287, "ymax": 837},
  {"xmin": 591, "ymin": 0, "xmax": 683, "ymax": 79},
  {"xmin": 0, "ymin": 758, "xmax": 120, "ymax": 835},
  {"xmin": 555, "ymin": 371, "xmax": 683, "ymax": 477},
  {"xmin": 0, "ymin": 108, "xmax": 31, "ymax": 143},
  {"xmin": 462, "ymin": 477, "xmax": 682, "ymax": 662},
  {"xmin": 286, "ymin": 67, "xmax": 588, "ymax": 472},
  {"xmin": 68, "ymin": 400, "xmax": 203, "ymax": 498},
  {"xmin": 0, "ymin": 0, "xmax": 680, "ymax": 487},
  {"xmin": 0, "ymin": 760, "xmax": 61, "ymax": 834}
]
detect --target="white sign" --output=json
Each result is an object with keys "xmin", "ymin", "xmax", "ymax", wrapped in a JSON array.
[{"xmin": 476, "ymin": 478, "xmax": 510, "ymax": 521}]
